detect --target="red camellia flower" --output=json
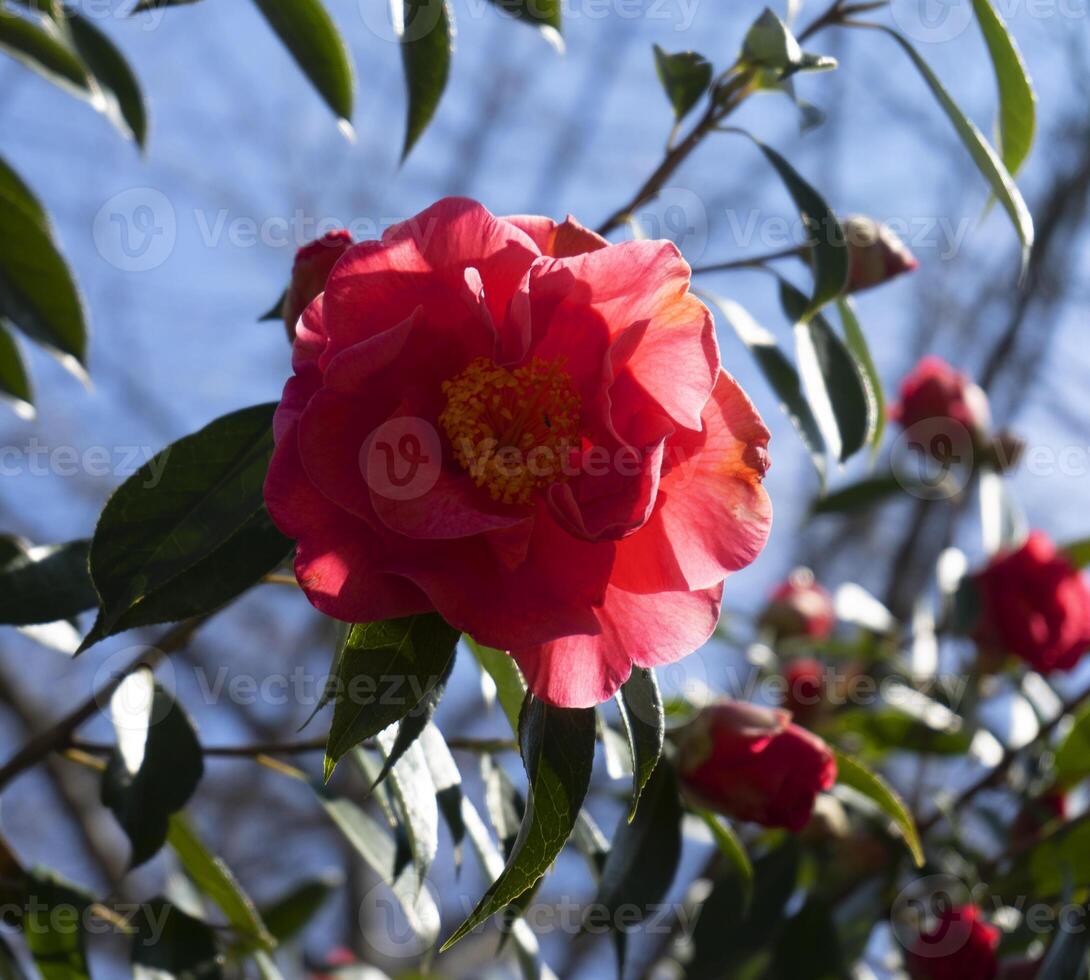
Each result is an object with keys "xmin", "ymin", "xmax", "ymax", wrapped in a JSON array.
[
  {"xmin": 282, "ymin": 230, "xmax": 353, "ymax": 343},
  {"xmin": 841, "ymin": 214, "xmax": 918, "ymax": 292},
  {"xmin": 973, "ymin": 531, "xmax": 1090, "ymax": 673},
  {"xmin": 904, "ymin": 904, "xmax": 1000, "ymax": 980},
  {"xmin": 889, "ymin": 356, "xmax": 991, "ymax": 444},
  {"xmin": 264, "ymin": 199, "xmax": 772, "ymax": 707},
  {"xmin": 760, "ymin": 568, "xmax": 835, "ymax": 639},
  {"xmin": 675, "ymin": 700, "xmax": 836, "ymax": 831}
]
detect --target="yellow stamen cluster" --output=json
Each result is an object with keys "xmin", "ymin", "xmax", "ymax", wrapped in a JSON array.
[{"xmin": 439, "ymin": 356, "xmax": 582, "ymax": 505}]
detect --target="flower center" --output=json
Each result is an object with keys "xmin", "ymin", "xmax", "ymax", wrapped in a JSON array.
[{"xmin": 439, "ymin": 356, "xmax": 582, "ymax": 505}]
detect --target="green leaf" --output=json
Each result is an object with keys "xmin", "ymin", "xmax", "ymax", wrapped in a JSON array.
[
  {"xmin": 836, "ymin": 296, "xmax": 884, "ymax": 454},
  {"xmin": 972, "ymin": 0, "xmax": 1035, "ymax": 176},
  {"xmin": 167, "ymin": 815, "xmax": 275, "ymax": 951},
  {"xmin": 323, "ymin": 614, "xmax": 460, "ymax": 779},
  {"xmin": 442, "ymin": 696, "xmax": 596, "ymax": 950},
  {"xmin": 399, "ymin": 0, "xmax": 452, "ymax": 160},
  {"xmin": 652, "ymin": 44, "xmax": 712, "ymax": 122},
  {"xmin": 23, "ymin": 873, "xmax": 92, "ymax": 980},
  {"xmin": 132, "ymin": 898, "xmax": 223, "ymax": 979},
  {"xmin": 484, "ymin": 0, "xmax": 560, "ymax": 31},
  {"xmin": 102, "ymin": 669, "xmax": 204, "ymax": 868},
  {"xmin": 771, "ymin": 898, "xmax": 845, "ymax": 980},
  {"xmin": 0, "ymin": 321, "xmax": 32, "ymax": 414},
  {"xmin": 482, "ymin": 754, "xmax": 525, "ymax": 859},
  {"xmin": 65, "ymin": 12, "xmax": 147, "ymax": 147},
  {"xmin": 466, "ymin": 636, "xmax": 526, "ymax": 733},
  {"xmin": 1061, "ymin": 537, "xmax": 1090, "ymax": 570},
  {"xmin": 0, "ymin": 539, "xmax": 95, "ymax": 625},
  {"xmin": 312, "ymin": 785, "xmax": 441, "ymax": 945},
  {"xmin": 258, "ymin": 288, "xmax": 286, "ymax": 323},
  {"xmin": 255, "ymin": 876, "xmax": 339, "ymax": 947},
  {"xmin": 131, "ymin": 0, "xmax": 203, "ymax": 11},
  {"xmin": 834, "ymin": 749, "xmax": 924, "ymax": 866},
  {"xmin": 1055, "ymin": 702, "xmax": 1090, "ymax": 788},
  {"xmin": 705, "ymin": 293, "xmax": 826, "ymax": 480},
  {"xmin": 811, "ymin": 474, "xmax": 906, "ymax": 515},
  {"xmin": 867, "ymin": 26, "xmax": 1033, "ymax": 270},
  {"xmin": 367, "ymin": 655, "xmax": 454, "ymax": 793},
  {"xmin": 250, "ymin": 0, "xmax": 354, "ymax": 124},
  {"xmin": 831, "ymin": 708, "xmax": 973, "ymax": 759},
  {"xmin": 694, "ymin": 808, "xmax": 753, "ymax": 908},
  {"xmin": 1037, "ymin": 901, "xmax": 1090, "ymax": 979},
  {"xmin": 780, "ymin": 279, "xmax": 870, "ymax": 462},
  {"xmin": 736, "ymin": 132, "xmax": 848, "ymax": 318},
  {"xmin": 420, "ymin": 724, "xmax": 466, "ymax": 859},
  {"xmin": 0, "ymin": 934, "xmax": 29, "ymax": 980},
  {"xmin": 741, "ymin": 8, "xmax": 836, "ymax": 84},
  {"xmin": 0, "ymin": 160, "xmax": 87, "ymax": 366},
  {"xmin": 81, "ymin": 403, "xmax": 291, "ymax": 650},
  {"xmin": 615, "ymin": 668, "xmax": 663, "ymax": 821},
  {"xmin": 589, "ymin": 758, "xmax": 681, "ymax": 968},
  {"xmin": 0, "ymin": 7, "xmax": 88, "ymax": 95}
]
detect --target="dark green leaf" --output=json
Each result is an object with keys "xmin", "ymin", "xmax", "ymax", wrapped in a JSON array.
[
  {"xmin": 400, "ymin": 0, "xmax": 452, "ymax": 160},
  {"xmin": 811, "ymin": 475, "xmax": 906, "ymax": 515},
  {"xmin": 834, "ymin": 750, "xmax": 924, "ymax": 866},
  {"xmin": 1020, "ymin": 819, "xmax": 1090, "ymax": 896},
  {"xmin": 694, "ymin": 808, "xmax": 752, "ymax": 908},
  {"xmin": 738, "ymin": 132, "xmax": 848, "ymax": 317},
  {"xmin": 466, "ymin": 637, "xmax": 525, "ymax": 732},
  {"xmin": 250, "ymin": 0, "xmax": 354, "ymax": 123},
  {"xmin": 167, "ymin": 816, "xmax": 275, "ymax": 951},
  {"xmin": 65, "ymin": 12, "xmax": 147, "ymax": 147},
  {"xmin": 442, "ymin": 696, "xmax": 596, "ymax": 950},
  {"xmin": 831, "ymin": 708, "xmax": 972, "ymax": 758},
  {"xmin": 323, "ymin": 613, "xmax": 460, "ymax": 779},
  {"xmin": 865, "ymin": 26, "xmax": 1033, "ymax": 270},
  {"xmin": 102, "ymin": 669, "xmax": 204, "ymax": 868},
  {"xmin": 781, "ymin": 279, "xmax": 870, "ymax": 462},
  {"xmin": 131, "ymin": 0, "xmax": 203, "ymax": 11},
  {"xmin": 1055, "ymin": 702, "xmax": 1090, "ymax": 788},
  {"xmin": 1037, "ymin": 901, "xmax": 1090, "ymax": 979},
  {"xmin": 482, "ymin": 754, "xmax": 525, "ymax": 859},
  {"xmin": 836, "ymin": 297, "xmax": 883, "ymax": 454},
  {"xmin": 257, "ymin": 875, "xmax": 340, "ymax": 946},
  {"xmin": 0, "ymin": 8, "xmax": 88, "ymax": 95},
  {"xmin": 588, "ymin": 758, "xmax": 681, "ymax": 971},
  {"xmin": 972, "ymin": 0, "xmax": 1036, "ymax": 176},
  {"xmin": 484, "ymin": 0, "xmax": 560, "ymax": 30},
  {"xmin": 0, "ymin": 163, "xmax": 87, "ymax": 366},
  {"xmin": 23, "ymin": 873, "xmax": 91, "ymax": 980},
  {"xmin": 0, "ymin": 321, "xmax": 32, "ymax": 413},
  {"xmin": 652, "ymin": 44, "xmax": 712, "ymax": 122},
  {"xmin": 771, "ymin": 898, "xmax": 845, "ymax": 980},
  {"xmin": 81, "ymin": 403, "xmax": 292, "ymax": 650},
  {"xmin": 706, "ymin": 294, "xmax": 826, "ymax": 480},
  {"xmin": 367, "ymin": 653, "xmax": 455, "ymax": 792},
  {"xmin": 1061, "ymin": 537, "xmax": 1090, "ymax": 570},
  {"xmin": 132, "ymin": 898, "xmax": 223, "ymax": 979},
  {"xmin": 0, "ymin": 935, "xmax": 29, "ymax": 980},
  {"xmin": 0, "ymin": 539, "xmax": 94, "ymax": 625},
  {"xmin": 616, "ymin": 668, "xmax": 663, "ymax": 821},
  {"xmin": 258, "ymin": 289, "xmax": 285, "ymax": 322},
  {"xmin": 419, "ymin": 723, "xmax": 465, "ymax": 860}
]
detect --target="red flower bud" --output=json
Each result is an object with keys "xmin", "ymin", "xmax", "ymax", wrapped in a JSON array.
[
  {"xmin": 904, "ymin": 904, "xmax": 999, "ymax": 980},
  {"xmin": 1011, "ymin": 788, "xmax": 1066, "ymax": 848},
  {"xmin": 782, "ymin": 657, "xmax": 825, "ymax": 722},
  {"xmin": 760, "ymin": 568, "xmax": 835, "ymax": 640},
  {"xmin": 283, "ymin": 230, "xmax": 353, "ymax": 343},
  {"xmin": 973, "ymin": 531, "xmax": 1090, "ymax": 673},
  {"xmin": 842, "ymin": 215, "xmax": 918, "ymax": 292},
  {"xmin": 889, "ymin": 356, "xmax": 991, "ymax": 448},
  {"xmin": 676, "ymin": 700, "xmax": 836, "ymax": 831}
]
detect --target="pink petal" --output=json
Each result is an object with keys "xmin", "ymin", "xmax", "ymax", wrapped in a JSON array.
[{"xmin": 504, "ymin": 214, "xmax": 608, "ymax": 258}]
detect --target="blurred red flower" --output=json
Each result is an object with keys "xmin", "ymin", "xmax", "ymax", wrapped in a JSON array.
[
  {"xmin": 676, "ymin": 699, "xmax": 836, "ymax": 831},
  {"xmin": 974, "ymin": 531, "xmax": 1090, "ymax": 673},
  {"xmin": 265, "ymin": 199, "xmax": 772, "ymax": 707},
  {"xmin": 904, "ymin": 904, "xmax": 999, "ymax": 980},
  {"xmin": 889, "ymin": 356, "xmax": 991, "ymax": 445},
  {"xmin": 761, "ymin": 568, "xmax": 835, "ymax": 639}
]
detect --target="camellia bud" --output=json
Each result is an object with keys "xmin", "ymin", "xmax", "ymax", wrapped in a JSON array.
[
  {"xmin": 782, "ymin": 657, "xmax": 825, "ymax": 723},
  {"xmin": 759, "ymin": 568, "xmax": 835, "ymax": 640},
  {"xmin": 903, "ymin": 904, "xmax": 1000, "ymax": 980},
  {"xmin": 675, "ymin": 699, "xmax": 837, "ymax": 832},
  {"xmin": 889, "ymin": 356, "xmax": 992, "ymax": 451},
  {"xmin": 282, "ymin": 230, "xmax": 353, "ymax": 344},
  {"xmin": 1011, "ymin": 788, "xmax": 1066, "ymax": 849},
  {"xmin": 841, "ymin": 214, "xmax": 918, "ymax": 292}
]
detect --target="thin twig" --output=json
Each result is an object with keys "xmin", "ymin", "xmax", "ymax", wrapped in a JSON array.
[{"xmin": 691, "ymin": 245, "xmax": 806, "ymax": 275}]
